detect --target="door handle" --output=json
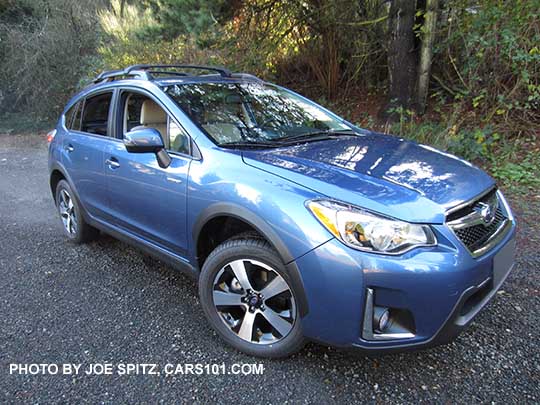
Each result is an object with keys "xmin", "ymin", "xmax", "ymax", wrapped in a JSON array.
[
  {"xmin": 166, "ymin": 177, "xmax": 182, "ymax": 184},
  {"xmin": 105, "ymin": 158, "xmax": 120, "ymax": 169},
  {"xmin": 64, "ymin": 144, "xmax": 74, "ymax": 152}
]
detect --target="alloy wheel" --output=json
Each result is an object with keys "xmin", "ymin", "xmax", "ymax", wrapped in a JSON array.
[
  {"xmin": 58, "ymin": 189, "xmax": 78, "ymax": 235},
  {"xmin": 212, "ymin": 259, "xmax": 296, "ymax": 344}
]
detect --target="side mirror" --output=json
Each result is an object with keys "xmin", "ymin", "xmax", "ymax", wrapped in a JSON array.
[
  {"xmin": 124, "ymin": 128, "xmax": 164, "ymax": 153},
  {"xmin": 124, "ymin": 128, "xmax": 171, "ymax": 168}
]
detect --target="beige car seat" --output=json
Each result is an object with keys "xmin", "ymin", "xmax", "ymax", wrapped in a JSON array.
[
  {"xmin": 201, "ymin": 106, "xmax": 243, "ymax": 144},
  {"xmin": 133, "ymin": 100, "xmax": 169, "ymax": 148}
]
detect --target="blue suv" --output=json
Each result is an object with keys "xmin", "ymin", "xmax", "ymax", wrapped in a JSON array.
[{"xmin": 48, "ymin": 64, "xmax": 516, "ymax": 358}]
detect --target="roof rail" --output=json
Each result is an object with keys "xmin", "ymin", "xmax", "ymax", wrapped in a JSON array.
[
  {"xmin": 93, "ymin": 68, "xmax": 150, "ymax": 84},
  {"xmin": 92, "ymin": 64, "xmax": 241, "ymax": 84},
  {"xmin": 126, "ymin": 64, "xmax": 232, "ymax": 78},
  {"xmin": 230, "ymin": 72, "xmax": 264, "ymax": 83}
]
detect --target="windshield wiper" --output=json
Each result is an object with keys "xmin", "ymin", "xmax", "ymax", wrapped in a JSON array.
[
  {"xmin": 277, "ymin": 129, "xmax": 356, "ymax": 144},
  {"xmin": 219, "ymin": 140, "xmax": 282, "ymax": 149},
  {"xmin": 219, "ymin": 130, "xmax": 356, "ymax": 149}
]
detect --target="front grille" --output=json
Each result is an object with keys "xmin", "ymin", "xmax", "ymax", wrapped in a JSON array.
[
  {"xmin": 447, "ymin": 188, "xmax": 497, "ymax": 222},
  {"xmin": 447, "ymin": 189, "xmax": 509, "ymax": 256},
  {"xmin": 453, "ymin": 206, "xmax": 505, "ymax": 252}
]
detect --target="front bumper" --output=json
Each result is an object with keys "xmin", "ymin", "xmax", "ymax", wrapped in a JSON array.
[{"xmin": 294, "ymin": 219, "xmax": 516, "ymax": 352}]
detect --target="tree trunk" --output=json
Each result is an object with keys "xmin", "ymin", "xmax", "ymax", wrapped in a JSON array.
[
  {"xmin": 416, "ymin": 0, "xmax": 439, "ymax": 114},
  {"xmin": 382, "ymin": 0, "xmax": 417, "ymax": 119}
]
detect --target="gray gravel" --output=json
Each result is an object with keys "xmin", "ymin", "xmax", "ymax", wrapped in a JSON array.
[{"xmin": 0, "ymin": 133, "xmax": 539, "ymax": 404}]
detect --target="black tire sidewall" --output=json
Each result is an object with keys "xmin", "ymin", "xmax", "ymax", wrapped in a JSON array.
[{"xmin": 199, "ymin": 238, "xmax": 305, "ymax": 358}]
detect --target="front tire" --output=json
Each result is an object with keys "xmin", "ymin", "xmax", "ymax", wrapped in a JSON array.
[
  {"xmin": 55, "ymin": 179, "xmax": 99, "ymax": 244},
  {"xmin": 199, "ymin": 237, "xmax": 305, "ymax": 358}
]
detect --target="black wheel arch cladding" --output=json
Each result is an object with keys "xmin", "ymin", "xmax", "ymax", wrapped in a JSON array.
[{"xmin": 194, "ymin": 202, "xmax": 309, "ymax": 317}]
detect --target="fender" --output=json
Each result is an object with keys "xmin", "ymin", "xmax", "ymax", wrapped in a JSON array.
[
  {"xmin": 49, "ymin": 160, "xmax": 72, "ymax": 198},
  {"xmin": 49, "ymin": 161, "xmax": 91, "ymax": 220},
  {"xmin": 192, "ymin": 202, "xmax": 309, "ymax": 316}
]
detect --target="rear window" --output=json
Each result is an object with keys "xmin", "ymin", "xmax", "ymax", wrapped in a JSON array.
[{"xmin": 80, "ymin": 92, "xmax": 113, "ymax": 136}]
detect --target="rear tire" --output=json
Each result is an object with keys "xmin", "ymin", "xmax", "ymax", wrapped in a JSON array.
[
  {"xmin": 199, "ymin": 236, "xmax": 305, "ymax": 358},
  {"xmin": 55, "ymin": 179, "xmax": 99, "ymax": 244}
]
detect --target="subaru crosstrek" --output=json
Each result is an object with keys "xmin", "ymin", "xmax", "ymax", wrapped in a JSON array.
[{"xmin": 47, "ymin": 64, "xmax": 516, "ymax": 358}]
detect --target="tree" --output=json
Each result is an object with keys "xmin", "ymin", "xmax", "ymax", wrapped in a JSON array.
[
  {"xmin": 416, "ymin": 0, "xmax": 439, "ymax": 113},
  {"xmin": 0, "ymin": 0, "xmax": 103, "ymax": 117},
  {"xmin": 383, "ymin": 0, "xmax": 418, "ymax": 118},
  {"xmin": 143, "ymin": 0, "xmax": 239, "ymax": 39}
]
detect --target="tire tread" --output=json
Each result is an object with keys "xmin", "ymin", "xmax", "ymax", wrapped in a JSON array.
[{"xmin": 199, "ymin": 236, "xmax": 305, "ymax": 358}]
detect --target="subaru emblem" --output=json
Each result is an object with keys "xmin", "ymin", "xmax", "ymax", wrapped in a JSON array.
[{"xmin": 474, "ymin": 202, "xmax": 496, "ymax": 225}]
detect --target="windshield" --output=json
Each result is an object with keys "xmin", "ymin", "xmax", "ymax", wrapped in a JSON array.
[{"xmin": 163, "ymin": 82, "xmax": 352, "ymax": 146}]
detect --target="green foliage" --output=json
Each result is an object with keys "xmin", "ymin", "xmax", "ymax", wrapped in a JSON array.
[
  {"xmin": 0, "ymin": 112, "xmax": 53, "ymax": 134},
  {"xmin": 382, "ymin": 104, "xmax": 501, "ymax": 161},
  {"xmin": 97, "ymin": 0, "xmax": 227, "ymax": 70},
  {"xmin": 435, "ymin": 0, "xmax": 540, "ymax": 130},
  {"xmin": 446, "ymin": 127, "xmax": 501, "ymax": 162},
  {"xmin": 142, "ymin": 0, "xmax": 232, "ymax": 39},
  {"xmin": 490, "ymin": 158, "xmax": 540, "ymax": 189},
  {"xmin": 98, "ymin": 0, "xmax": 174, "ymax": 67},
  {"xmin": 225, "ymin": 0, "xmax": 388, "ymax": 98},
  {"xmin": 0, "ymin": 0, "xmax": 104, "ymax": 119}
]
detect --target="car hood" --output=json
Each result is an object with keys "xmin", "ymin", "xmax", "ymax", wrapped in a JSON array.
[{"xmin": 242, "ymin": 132, "xmax": 495, "ymax": 224}]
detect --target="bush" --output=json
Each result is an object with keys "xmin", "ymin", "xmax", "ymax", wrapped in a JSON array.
[
  {"xmin": 435, "ymin": 0, "xmax": 540, "ymax": 132},
  {"xmin": 97, "ymin": 0, "xmax": 226, "ymax": 71},
  {"xmin": 223, "ymin": 0, "xmax": 388, "ymax": 98},
  {"xmin": 0, "ymin": 0, "xmax": 103, "ymax": 120}
]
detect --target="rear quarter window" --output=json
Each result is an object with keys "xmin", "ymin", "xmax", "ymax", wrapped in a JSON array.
[
  {"xmin": 64, "ymin": 101, "xmax": 82, "ymax": 131},
  {"xmin": 72, "ymin": 101, "xmax": 83, "ymax": 131},
  {"xmin": 64, "ymin": 103, "xmax": 76, "ymax": 129}
]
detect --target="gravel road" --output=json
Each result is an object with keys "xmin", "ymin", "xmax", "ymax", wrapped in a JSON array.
[{"xmin": 0, "ymin": 133, "xmax": 538, "ymax": 404}]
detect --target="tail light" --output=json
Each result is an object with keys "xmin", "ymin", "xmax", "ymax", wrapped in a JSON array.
[{"xmin": 46, "ymin": 129, "xmax": 57, "ymax": 144}]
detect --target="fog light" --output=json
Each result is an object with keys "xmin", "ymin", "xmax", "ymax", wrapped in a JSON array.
[
  {"xmin": 373, "ymin": 306, "xmax": 390, "ymax": 332},
  {"xmin": 363, "ymin": 288, "xmax": 415, "ymax": 340}
]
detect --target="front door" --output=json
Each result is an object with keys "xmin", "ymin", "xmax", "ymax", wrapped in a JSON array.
[{"xmin": 105, "ymin": 90, "xmax": 192, "ymax": 257}]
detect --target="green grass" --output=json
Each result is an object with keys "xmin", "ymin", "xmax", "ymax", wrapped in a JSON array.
[{"xmin": 489, "ymin": 153, "xmax": 540, "ymax": 195}]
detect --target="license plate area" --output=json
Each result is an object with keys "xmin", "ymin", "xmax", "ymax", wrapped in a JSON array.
[{"xmin": 493, "ymin": 236, "xmax": 515, "ymax": 286}]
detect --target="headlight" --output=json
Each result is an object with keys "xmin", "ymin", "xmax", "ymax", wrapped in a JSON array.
[{"xmin": 307, "ymin": 200, "xmax": 436, "ymax": 254}]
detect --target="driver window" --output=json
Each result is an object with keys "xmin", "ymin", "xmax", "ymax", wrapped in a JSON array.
[{"xmin": 122, "ymin": 92, "xmax": 190, "ymax": 155}]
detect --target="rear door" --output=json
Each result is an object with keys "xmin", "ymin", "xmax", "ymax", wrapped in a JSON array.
[
  {"xmin": 105, "ymin": 89, "xmax": 192, "ymax": 257},
  {"xmin": 62, "ymin": 90, "xmax": 116, "ymax": 219}
]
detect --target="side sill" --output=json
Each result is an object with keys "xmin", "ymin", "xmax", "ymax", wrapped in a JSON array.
[{"xmin": 88, "ymin": 217, "xmax": 199, "ymax": 280}]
